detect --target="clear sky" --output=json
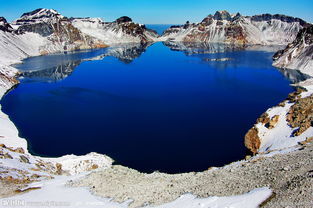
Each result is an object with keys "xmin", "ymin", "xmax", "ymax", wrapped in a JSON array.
[{"xmin": 1, "ymin": 0, "xmax": 313, "ymax": 24}]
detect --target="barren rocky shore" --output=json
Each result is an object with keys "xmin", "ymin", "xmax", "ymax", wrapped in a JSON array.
[{"xmin": 69, "ymin": 140, "xmax": 313, "ymax": 208}]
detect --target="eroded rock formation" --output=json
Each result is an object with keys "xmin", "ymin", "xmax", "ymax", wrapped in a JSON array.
[{"xmin": 162, "ymin": 10, "xmax": 309, "ymax": 45}]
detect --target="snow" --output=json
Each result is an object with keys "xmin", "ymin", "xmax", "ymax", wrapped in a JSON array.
[
  {"xmin": 273, "ymin": 42, "xmax": 313, "ymax": 76},
  {"xmin": 256, "ymin": 102, "xmax": 313, "ymax": 152},
  {"xmin": 1, "ymin": 174, "xmax": 272, "ymax": 208},
  {"xmin": 12, "ymin": 8, "xmax": 64, "ymax": 25},
  {"xmin": 253, "ymin": 83, "xmax": 313, "ymax": 153},
  {"xmin": 162, "ymin": 16, "xmax": 303, "ymax": 45},
  {"xmin": 49, "ymin": 153, "xmax": 113, "ymax": 175},
  {"xmin": 72, "ymin": 18, "xmax": 158, "ymax": 44}
]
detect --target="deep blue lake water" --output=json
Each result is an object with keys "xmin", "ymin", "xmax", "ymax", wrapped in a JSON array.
[{"xmin": 1, "ymin": 42, "xmax": 296, "ymax": 173}]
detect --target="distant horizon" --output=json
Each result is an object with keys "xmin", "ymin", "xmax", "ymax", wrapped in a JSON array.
[{"xmin": 1, "ymin": 0, "xmax": 313, "ymax": 24}]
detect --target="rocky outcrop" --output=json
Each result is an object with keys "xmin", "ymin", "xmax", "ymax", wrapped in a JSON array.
[
  {"xmin": 273, "ymin": 25, "xmax": 313, "ymax": 76},
  {"xmin": 115, "ymin": 16, "xmax": 132, "ymax": 24},
  {"xmin": 287, "ymin": 94, "xmax": 313, "ymax": 136},
  {"xmin": 162, "ymin": 11, "xmax": 309, "ymax": 45},
  {"xmin": 0, "ymin": 17, "xmax": 13, "ymax": 32},
  {"xmin": 244, "ymin": 126, "xmax": 261, "ymax": 154}
]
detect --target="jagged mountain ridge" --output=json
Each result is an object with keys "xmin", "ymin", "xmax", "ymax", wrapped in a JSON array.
[
  {"xmin": 161, "ymin": 10, "xmax": 310, "ymax": 45},
  {"xmin": 12, "ymin": 8, "xmax": 158, "ymax": 44},
  {"xmin": 273, "ymin": 25, "xmax": 313, "ymax": 76},
  {"xmin": 0, "ymin": 8, "xmax": 160, "ymax": 67},
  {"xmin": 0, "ymin": 8, "xmax": 311, "ymax": 67}
]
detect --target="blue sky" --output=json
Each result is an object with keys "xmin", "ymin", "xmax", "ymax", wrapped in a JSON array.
[{"xmin": 1, "ymin": 0, "xmax": 313, "ymax": 24}]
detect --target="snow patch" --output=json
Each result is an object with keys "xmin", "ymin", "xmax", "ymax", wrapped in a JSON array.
[{"xmin": 1, "ymin": 175, "xmax": 272, "ymax": 208}]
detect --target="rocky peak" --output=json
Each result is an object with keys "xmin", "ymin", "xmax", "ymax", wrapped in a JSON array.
[
  {"xmin": 14, "ymin": 8, "xmax": 63, "ymax": 25},
  {"xmin": 201, "ymin": 15, "xmax": 214, "ymax": 25},
  {"xmin": 213, "ymin": 10, "xmax": 231, "ymax": 21},
  {"xmin": 115, "ymin": 16, "xmax": 132, "ymax": 24},
  {"xmin": 0, "ymin": 17, "xmax": 13, "ymax": 32},
  {"xmin": 231, "ymin": 12, "xmax": 242, "ymax": 21}
]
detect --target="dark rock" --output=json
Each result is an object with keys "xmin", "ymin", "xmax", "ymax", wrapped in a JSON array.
[
  {"xmin": 16, "ymin": 8, "xmax": 62, "ymax": 25},
  {"xmin": 274, "ymin": 25, "xmax": 313, "ymax": 64},
  {"xmin": 19, "ymin": 155, "xmax": 30, "ymax": 163},
  {"xmin": 116, "ymin": 16, "xmax": 132, "ymax": 24},
  {"xmin": 0, "ymin": 17, "xmax": 14, "ymax": 32},
  {"xmin": 169, "ymin": 25, "xmax": 182, "ymax": 29},
  {"xmin": 183, "ymin": 21, "xmax": 190, "ymax": 29},
  {"xmin": 16, "ymin": 22, "xmax": 54, "ymax": 37},
  {"xmin": 213, "ymin": 10, "xmax": 231, "ymax": 21},
  {"xmin": 201, "ymin": 15, "xmax": 213, "ymax": 25},
  {"xmin": 251, "ymin": 14, "xmax": 309, "ymax": 27},
  {"xmin": 20, "ymin": 8, "xmax": 45, "ymax": 18},
  {"xmin": 232, "ymin": 12, "xmax": 241, "ymax": 21}
]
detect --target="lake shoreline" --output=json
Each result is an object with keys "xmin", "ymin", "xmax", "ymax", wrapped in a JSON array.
[{"xmin": 0, "ymin": 43, "xmax": 312, "ymax": 207}]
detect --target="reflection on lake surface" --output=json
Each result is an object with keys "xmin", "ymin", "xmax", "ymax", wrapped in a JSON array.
[{"xmin": 2, "ymin": 42, "xmax": 301, "ymax": 173}]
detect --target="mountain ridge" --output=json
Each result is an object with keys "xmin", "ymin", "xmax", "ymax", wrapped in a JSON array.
[{"xmin": 161, "ymin": 10, "xmax": 311, "ymax": 45}]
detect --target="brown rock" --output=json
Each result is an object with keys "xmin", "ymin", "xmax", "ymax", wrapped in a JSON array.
[
  {"xmin": 55, "ymin": 163, "xmax": 63, "ymax": 175},
  {"xmin": 287, "ymin": 94, "xmax": 313, "ymax": 136},
  {"xmin": 91, "ymin": 164, "xmax": 99, "ymax": 170},
  {"xmin": 299, "ymin": 137, "xmax": 313, "ymax": 145},
  {"xmin": 13, "ymin": 148, "xmax": 25, "ymax": 154},
  {"xmin": 266, "ymin": 115, "xmax": 280, "ymax": 129},
  {"xmin": 2, "ymin": 153, "xmax": 13, "ymax": 159},
  {"xmin": 244, "ymin": 126, "xmax": 261, "ymax": 154},
  {"xmin": 257, "ymin": 112, "xmax": 270, "ymax": 124}
]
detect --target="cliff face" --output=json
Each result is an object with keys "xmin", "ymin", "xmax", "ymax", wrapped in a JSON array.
[
  {"xmin": 12, "ymin": 8, "xmax": 107, "ymax": 53},
  {"xmin": 162, "ymin": 11, "xmax": 309, "ymax": 45},
  {"xmin": 71, "ymin": 16, "xmax": 159, "ymax": 44},
  {"xmin": 273, "ymin": 25, "xmax": 313, "ymax": 76}
]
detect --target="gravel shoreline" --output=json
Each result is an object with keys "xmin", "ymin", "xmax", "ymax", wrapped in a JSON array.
[{"xmin": 70, "ymin": 142, "xmax": 313, "ymax": 208}]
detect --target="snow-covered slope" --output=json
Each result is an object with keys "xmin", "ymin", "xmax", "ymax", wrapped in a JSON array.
[
  {"xmin": 273, "ymin": 25, "xmax": 313, "ymax": 76},
  {"xmin": 244, "ymin": 25, "xmax": 313, "ymax": 154},
  {"xmin": 71, "ymin": 16, "xmax": 159, "ymax": 44},
  {"xmin": 161, "ymin": 11, "xmax": 310, "ymax": 45}
]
